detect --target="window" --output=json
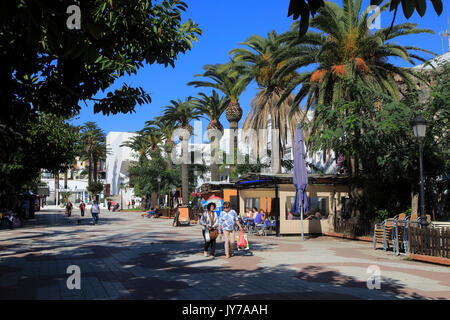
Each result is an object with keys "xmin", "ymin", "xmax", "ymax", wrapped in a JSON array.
[
  {"xmin": 285, "ymin": 196, "xmax": 300, "ymax": 220},
  {"xmin": 244, "ymin": 198, "xmax": 260, "ymax": 212},
  {"xmin": 286, "ymin": 196, "xmax": 328, "ymax": 219}
]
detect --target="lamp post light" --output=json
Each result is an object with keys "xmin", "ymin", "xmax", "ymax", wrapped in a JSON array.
[{"xmin": 412, "ymin": 115, "xmax": 427, "ymax": 228}]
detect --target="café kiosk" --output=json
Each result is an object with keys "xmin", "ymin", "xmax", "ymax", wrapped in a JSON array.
[{"xmin": 231, "ymin": 173, "xmax": 350, "ymax": 236}]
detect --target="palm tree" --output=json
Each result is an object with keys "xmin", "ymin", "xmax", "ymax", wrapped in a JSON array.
[
  {"xmin": 122, "ymin": 127, "xmax": 164, "ymax": 208},
  {"xmin": 188, "ymin": 62, "xmax": 253, "ymax": 163},
  {"xmin": 230, "ymin": 31, "xmax": 305, "ymax": 173},
  {"xmin": 273, "ymin": 0, "xmax": 435, "ymax": 214},
  {"xmin": 121, "ymin": 127, "xmax": 162, "ymax": 162},
  {"xmin": 274, "ymin": 0, "xmax": 435, "ymax": 119},
  {"xmin": 161, "ymin": 98, "xmax": 201, "ymax": 205},
  {"xmin": 145, "ymin": 116, "xmax": 177, "ymax": 169},
  {"xmin": 79, "ymin": 122, "xmax": 107, "ymax": 183},
  {"xmin": 192, "ymin": 90, "xmax": 229, "ymax": 181}
]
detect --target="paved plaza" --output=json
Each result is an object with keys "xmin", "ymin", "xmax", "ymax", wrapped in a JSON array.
[{"xmin": 0, "ymin": 207, "xmax": 449, "ymax": 300}]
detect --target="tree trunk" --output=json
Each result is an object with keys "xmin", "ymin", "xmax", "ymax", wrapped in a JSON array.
[
  {"xmin": 150, "ymin": 192, "xmax": 157, "ymax": 209},
  {"xmin": 64, "ymin": 168, "xmax": 68, "ymax": 189},
  {"xmin": 271, "ymin": 126, "xmax": 281, "ymax": 174},
  {"xmin": 88, "ymin": 157, "xmax": 93, "ymax": 183},
  {"xmin": 182, "ymin": 163, "xmax": 189, "ymax": 205},
  {"xmin": 349, "ymin": 155, "xmax": 363, "ymax": 218},
  {"xmin": 93, "ymin": 157, "xmax": 98, "ymax": 182},
  {"xmin": 54, "ymin": 171, "xmax": 59, "ymax": 205},
  {"xmin": 229, "ymin": 121, "xmax": 238, "ymax": 165},
  {"xmin": 211, "ymin": 163, "xmax": 219, "ymax": 181}
]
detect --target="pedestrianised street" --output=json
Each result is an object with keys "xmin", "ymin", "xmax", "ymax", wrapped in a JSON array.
[{"xmin": 1, "ymin": 208, "xmax": 449, "ymax": 300}]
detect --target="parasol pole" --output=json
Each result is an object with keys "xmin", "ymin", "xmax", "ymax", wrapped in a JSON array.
[{"xmin": 300, "ymin": 192, "xmax": 304, "ymax": 241}]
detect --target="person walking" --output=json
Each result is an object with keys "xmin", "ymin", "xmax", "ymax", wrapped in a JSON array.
[
  {"xmin": 79, "ymin": 201, "xmax": 85, "ymax": 217},
  {"xmin": 218, "ymin": 202, "xmax": 243, "ymax": 259},
  {"xmin": 200, "ymin": 203, "xmax": 219, "ymax": 258},
  {"xmin": 66, "ymin": 201, "xmax": 73, "ymax": 217},
  {"xmin": 91, "ymin": 200, "xmax": 100, "ymax": 225}
]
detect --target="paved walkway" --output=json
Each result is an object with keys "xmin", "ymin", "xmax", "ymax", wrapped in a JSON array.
[{"xmin": 0, "ymin": 208, "xmax": 449, "ymax": 300}]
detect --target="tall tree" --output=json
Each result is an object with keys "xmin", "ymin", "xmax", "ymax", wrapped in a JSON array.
[
  {"xmin": 161, "ymin": 98, "xmax": 201, "ymax": 205},
  {"xmin": 309, "ymin": 75, "xmax": 449, "ymax": 220},
  {"xmin": 188, "ymin": 62, "xmax": 253, "ymax": 164},
  {"xmin": 145, "ymin": 117, "xmax": 177, "ymax": 169},
  {"xmin": 287, "ymin": 0, "xmax": 443, "ymax": 37},
  {"xmin": 0, "ymin": 1, "xmax": 201, "ymax": 203},
  {"xmin": 80, "ymin": 122, "xmax": 107, "ymax": 184},
  {"xmin": 192, "ymin": 90, "xmax": 229, "ymax": 181},
  {"xmin": 230, "ymin": 31, "xmax": 305, "ymax": 173},
  {"xmin": 275, "ymin": 0, "xmax": 435, "ymax": 177}
]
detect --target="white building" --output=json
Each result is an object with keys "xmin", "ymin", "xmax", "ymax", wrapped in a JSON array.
[{"xmin": 105, "ymin": 131, "xmax": 138, "ymax": 204}]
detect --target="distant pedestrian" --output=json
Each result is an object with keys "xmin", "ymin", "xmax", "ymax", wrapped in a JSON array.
[
  {"xmin": 107, "ymin": 201, "xmax": 111, "ymax": 212},
  {"xmin": 91, "ymin": 200, "xmax": 100, "ymax": 225},
  {"xmin": 128, "ymin": 201, "xmax": 130, "ymax": 209},
  {"xmin": 79, "ymin": 201, "xmax": 85, "ymax": 217},
  {"xmin": 172, "ymin": 205, "xmax": 180, "ymax": 227},
  {"xmin": 132, "ymin": 199, "xmax": 135, "ymax": 208},
  {"xmin": 66, "ymin": 201, "xmax": 73, "ymax": 217},
  {"xmin": 218, "ymin": 202, "xmax": 243, "ymax": 259},
  {"xmin": 200, "ymin": 203, "xmax": 219, "ymax": 258}
]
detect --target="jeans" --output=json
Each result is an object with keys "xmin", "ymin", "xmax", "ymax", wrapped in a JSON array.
[
  {"xmin": 202, "ymin": 229, "xmax": 216, "ymax": 256},
  {"xmin": 91, "ymin": 212, "xmax": 99, "ymax": 224}
]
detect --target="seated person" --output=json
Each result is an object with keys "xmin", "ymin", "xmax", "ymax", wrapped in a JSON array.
[
  {"xmin": 304, "ymin": 213, "xmax": 313, "ymax": 220},
  {"xmin": 254, "ymin": 210, "xmax": 265, "ymax": 224},
  {"xmin": 147, "ymin": 207, "xmax": 156, "ymax": 218},
  {"xmin": 244, "ymin": 208, "xmax": 252, "ymax": 218},
  {"xmin": 251, "ymin": 207, "xmax": 258, "ymax": 219},
  {"xmin": 259, "ymin": 209, "xmax": 266, "ymax": 222},
  {"xmin": 314, "ymin": 210, "xmax": 322, "ymax": 220},
  {"xmin": 287, "ymin": 211, "xmax": 294, "ymax": 220}
]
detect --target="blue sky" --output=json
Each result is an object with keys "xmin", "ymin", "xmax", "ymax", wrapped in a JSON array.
[{"xmin": 71, "ymin": 0, "xmax": 449, "ymax": 137}]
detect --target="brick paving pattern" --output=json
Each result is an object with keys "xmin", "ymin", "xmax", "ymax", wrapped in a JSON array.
[{"xmin": 0, "ymin": 207, "xmax": 449, "ymax": 300}]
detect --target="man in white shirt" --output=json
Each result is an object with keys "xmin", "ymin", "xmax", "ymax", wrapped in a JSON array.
[{"xmin": 91, "ymin": 200, "xmax": 100, "ymax": 225}]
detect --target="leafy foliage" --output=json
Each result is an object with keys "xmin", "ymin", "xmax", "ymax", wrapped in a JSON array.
[
  {"xmin": 0, "ymin": 114, "xmax": 80, "ymax": 207},
  {"xmin": 308, "ymin": 73, "xmax": 449, "ymax": 219},
  {"xmin": 276, "ymin": 0, "xmax": 435, "ymax": 123},
  {"xmin": 288, "ymin": 0, "xmax": 443, "ymax": 37},
  {"xmin": 87, "ymin": 180, "xmax": 104, "ymax": 197}
]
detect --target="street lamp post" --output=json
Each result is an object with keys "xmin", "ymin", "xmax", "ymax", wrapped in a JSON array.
[
  {"xmin": 412, "ymin": 115, "xmax": 427, "ymax": 229},
  {"xmin": 157, "ymin": 176, "xmax": 161, "ymax": 207}
]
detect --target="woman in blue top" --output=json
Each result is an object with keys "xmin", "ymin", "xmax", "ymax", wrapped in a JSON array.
[{"xmin": 218, "ymin": 202, "xmax": 243, "ymax": 258}]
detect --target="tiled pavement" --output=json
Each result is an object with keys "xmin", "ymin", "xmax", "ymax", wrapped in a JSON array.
[{"xmin": 0, "ymin": 207, "xmax": 449, "ymax": 300}]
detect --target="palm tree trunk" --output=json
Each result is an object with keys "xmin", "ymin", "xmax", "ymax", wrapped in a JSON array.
[
  {"xmin": 88, "ymin": 157, "xmax": 93, "ymax": 183},
  {"xmin": 182, "ymin": 163, "xmax": 189, "ymax": 205},
  {"xmin": 229, "ymin": 121, "xmax": 239, "ymax": 162},
  {"xmin": 211, "ymin": 163, "xmax": 219, "ymax": 181},
  {"xmin": 210, "ymin": 139, "xmax": 220, "ymax": 181},
  {"xmin": 93, "ymin": 157, "xmax": 98, "ymax": 182}
]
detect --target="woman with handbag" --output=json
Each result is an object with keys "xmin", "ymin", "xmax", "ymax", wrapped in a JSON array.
[{"xmin": 200, "ymin": 203, "xmax": 219, "ymax": 258}]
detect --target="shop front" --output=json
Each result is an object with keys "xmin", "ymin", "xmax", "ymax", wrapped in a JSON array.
[{"xmin": 231, "ymin": 173, "xmax": 350, "ymax": 235}]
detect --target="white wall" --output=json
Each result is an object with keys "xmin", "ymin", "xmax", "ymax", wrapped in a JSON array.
[{"xmin": 106, "ymin": 132, "xmax": 138, "ymax": 196}]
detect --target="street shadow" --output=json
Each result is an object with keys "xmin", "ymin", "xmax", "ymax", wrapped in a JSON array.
[
  {"xmin": 1, "ymin": 231, "xmax": 448, "ymax": 300},
  {"xmin": 0, "ymin": 212, "xmax": 127, "ymax": 233}
]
